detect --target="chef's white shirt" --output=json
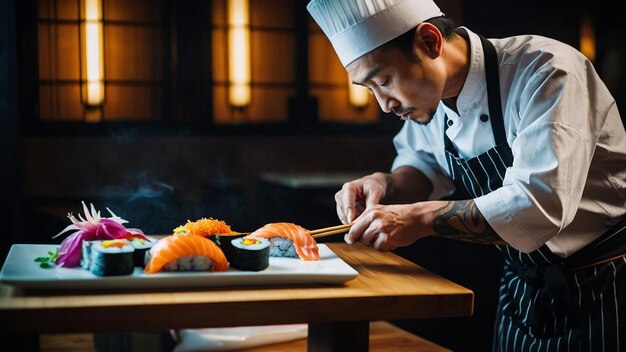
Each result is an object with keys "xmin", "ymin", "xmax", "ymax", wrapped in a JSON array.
[{"xmin": 392, "ymin": 27, "xmax": 626, "ymax": 258}]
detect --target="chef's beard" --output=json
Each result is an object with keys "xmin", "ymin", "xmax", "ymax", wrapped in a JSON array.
[{"xmin": 407, "ymin": 108, "xmax": 437, "ymax": 125}]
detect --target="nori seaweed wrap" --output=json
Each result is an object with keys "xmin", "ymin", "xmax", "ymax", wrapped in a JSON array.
[
  {"xmin": 214, "ymin": 233, "xmax": 245, "ymax": 263},
  {"xmin": 129, "ymin": 237, "xmax": 156, "ymax": 267},
  {"xmin": 229, "ymin": 237, "xmax": 270, "ymax": 271},
  {"xmin": 81, "ymin": 239, "xmax": 135, "ymax": 276}
]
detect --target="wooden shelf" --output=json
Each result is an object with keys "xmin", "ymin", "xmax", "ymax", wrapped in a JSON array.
[{"xmin": 40, "ymin": 321, "xmax": 451, "ymax": 352}]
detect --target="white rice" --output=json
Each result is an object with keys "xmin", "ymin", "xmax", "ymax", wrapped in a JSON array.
[
  {"xmin": 93, "ymin": 241, "xmax": 134, "ymax": 253},
  {"xmin": 269, "ymin": 237, "xmax": 297, "ymax": 258},
  {"xmin": 163, "ymin": 255, "xmax": 214, "ymax": 271},
  {"xmin": 130, "ymin": 238, "xmax": 155, "ymax": 250},
  {"xmin": 231, "ymin": 237, "xmax": 270, "ymax": 251}
]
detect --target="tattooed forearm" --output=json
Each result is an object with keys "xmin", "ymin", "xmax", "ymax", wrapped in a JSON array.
[{"xmin": 432, "ymin": 200, "xmax": 506, "ymax": 245}]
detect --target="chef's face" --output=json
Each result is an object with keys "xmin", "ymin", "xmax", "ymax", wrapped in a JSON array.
[{"xmin": 346, "ymin": 39, "xmax": 445, "ymax": 124}]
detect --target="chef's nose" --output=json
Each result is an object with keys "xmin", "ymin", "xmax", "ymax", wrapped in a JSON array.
[{"xmin": 373, "ymin": 91, "xmax": 399, "ymax": 114}]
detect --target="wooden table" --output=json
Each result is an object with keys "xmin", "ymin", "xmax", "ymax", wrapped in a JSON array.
[{"xmin": 0, "ymin": 243, "xmax": 473, "ymax": 351}]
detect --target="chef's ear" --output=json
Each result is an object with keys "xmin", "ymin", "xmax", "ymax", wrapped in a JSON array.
[{"xmin": 414, "ymin": 22, "xmax": 443, "ymax": 59}]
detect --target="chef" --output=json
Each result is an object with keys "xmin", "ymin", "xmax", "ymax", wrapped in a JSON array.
[{"xmin": 307, "ymin": 0, "xmax": 626, "ymax": 350}]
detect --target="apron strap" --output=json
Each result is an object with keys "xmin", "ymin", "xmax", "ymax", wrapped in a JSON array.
[
  {"xmin": 444, "ymin": 36, "xmax": 510, "ymax": 164},
  {"xmin": 443, "ymin": 35, "xmax": 513, "ymax": 198},
  {"xmin": 478, "ymin": 35, "xmax": 507, "ymax": 147}
]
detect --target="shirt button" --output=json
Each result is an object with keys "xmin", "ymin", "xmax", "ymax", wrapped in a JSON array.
[
  {"xmin": 480, "ymin": 114, "xmax": 489, "ymax": 122},
  {"xmin": 447, "ymin": 119, "xmax": 454, "ymax": 127}
]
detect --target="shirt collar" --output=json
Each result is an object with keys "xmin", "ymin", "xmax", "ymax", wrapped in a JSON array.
[{"xmin": 454, "ymin": 27, "xmax": 487, "ymax": 117}]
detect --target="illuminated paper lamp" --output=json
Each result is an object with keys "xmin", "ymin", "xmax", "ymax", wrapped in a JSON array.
[
  {"xmin": 81, "ymin": 0, "xmax": 105, "ymax": 109},
  {"xmin": 228, "ymin": 0, "xmax": 251, "ymax": 108}
]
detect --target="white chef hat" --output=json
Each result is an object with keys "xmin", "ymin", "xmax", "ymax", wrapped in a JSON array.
[{"xmin": 307, "ymin": 0, "xmax": 444, "ymax": 67}]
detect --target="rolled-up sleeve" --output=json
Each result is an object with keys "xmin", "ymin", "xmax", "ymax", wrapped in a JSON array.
[{"xmin": 476, "ymin": 65, "xmax": 603, "ymax": 252}]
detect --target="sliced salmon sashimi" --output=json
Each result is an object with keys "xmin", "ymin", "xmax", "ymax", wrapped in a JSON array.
[
  {"xmin": 246, "ymin": 222, "xmax": 320, "ymax": 261},
  {"xmin": 144, "ymin": 234, "xmax": 229, "ymax": 273}
]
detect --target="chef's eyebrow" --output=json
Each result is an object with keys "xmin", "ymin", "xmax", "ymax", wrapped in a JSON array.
[{"xmin": 352, "ymin": 67, "xmax": 382, "ymax": 86}]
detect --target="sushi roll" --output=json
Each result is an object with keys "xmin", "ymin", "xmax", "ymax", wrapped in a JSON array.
[
  {"xmin": 229, "ymin": 237, "xmax": 270, "ymax": 271},
  {"xmin": 247, "ymin": 222, "xmax": 320, "ymax": 261},
  {"xmin": 81, "ymin": 240, "xmax": 93, "ymax": 270},
  {"xmin": 128, "ymin": 237, "xmax": 156, "ymax": 267},
  {"xmin": 214, "ymin": 233, "xmax": 245, "ymax": 262},
  {"xmin": 144, "ymin": 234, "xmax": 229, "ymax": 273},
  {"xmin": 81, "ymin": 239, "xmax": 135, "ymax": 276}
]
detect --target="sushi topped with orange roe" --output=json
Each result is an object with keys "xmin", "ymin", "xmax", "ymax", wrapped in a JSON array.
[
  {"xmin": 173, "ymin": 218, "xmax": 233, "ymax": 237},
  {"xmin": 173, "ymin": 217, "xmax": 244, "ymax": 263}
]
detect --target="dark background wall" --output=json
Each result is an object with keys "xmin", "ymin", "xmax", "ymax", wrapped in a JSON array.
[
  {"xmin": 19, "ymin": 132, "xmax": 398, "ymax": 238},
  {"xmin": 0, "ymin": 0, "xmax": 21, "ymax": 267}
]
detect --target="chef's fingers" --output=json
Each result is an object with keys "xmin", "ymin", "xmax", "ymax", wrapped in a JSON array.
[
  {"xmin": 343, "ymin": 215, "xmax": 364, "ymax": 244},
  {"xmin": 335, "ymin": 183, "xmax": 361, "ymax": 224},
  {"xmin": 360, "ymin": 232, "xmax": 378, "ymax": 247},
  {"xmin": 335, "ymin": 190, "xmax": 352, "ymax": 224},
  {"xmin": 363, "ymin": 182, "xmax": 385, "ymax": 209},
  {"xmin": 356, "ymin": 214, "xmax": 383, "ymax": 248},
  {"xmin": 335, "ymin": 193, "xmax": 346, "ymax": 224},
  {"xmin": 347, "ymin": 224, "xmax": 394, "ymax": 252},
  {"xmin": 355, "ymin": 202, "xmax": 366, "ymax": 217},
  {"xmin": 371, "ymin": 232, "xmax": 396, "ymax": 252},
  {"xmin": 344, "ymin": 210, "xmax": 376, "ymax": 245}
]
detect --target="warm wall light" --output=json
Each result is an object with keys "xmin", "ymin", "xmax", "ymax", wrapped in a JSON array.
[
  {"xmin": 348, "ymin": 78, "xmax": 370, "ymax": 110},
  {"xmin": 228, "ymin": 0, "xmax": 251, "ymax": 108},
  {"xmin": 580, "ymin": 13, "xmax": 595, "ymax": 63},
  {"xmin": 80, "ymin": 0, "xmax": 105, "ymax": 108}
]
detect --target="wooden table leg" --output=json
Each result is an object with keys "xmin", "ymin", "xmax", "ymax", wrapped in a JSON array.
[{"xmin": 307, "ymin": 321, "xmax": 369, "ymax": 352}]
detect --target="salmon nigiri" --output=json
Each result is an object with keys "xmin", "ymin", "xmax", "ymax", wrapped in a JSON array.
[
  {"xmin": 246, "ymin": 222, "xmax": 319, "ymax": 261},
  {"xmin": 144, "ymin": 234, "xmax": 229, "ymax": 273}
]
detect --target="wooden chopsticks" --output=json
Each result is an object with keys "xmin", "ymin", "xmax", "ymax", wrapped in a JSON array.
[
  {"xmin": 230, "ymin": 223, "xmax": 353, "ymax": 239},
  {"xmin": 310, "ymin": 223, "xmax": 353, "ymax": 239}
]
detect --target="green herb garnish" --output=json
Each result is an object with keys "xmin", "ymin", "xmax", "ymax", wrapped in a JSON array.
[{"xmin": 34, "ymin": 248, "xmax": 60, "ymax": 268}]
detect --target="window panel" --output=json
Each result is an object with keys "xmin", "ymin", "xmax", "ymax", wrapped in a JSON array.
[
  {"xmin": 34, "ymin": 0, "xmax": 380, "ymax": 125},
  {"xmin": 39, "ymin": 84, "xmax": 84, "ymax": 121},
  {"xmin": 105, "ymin": 25, "xmax": 161, "ymax": 81},
  {"xmin": 104, "ymin": 84, "xmax": 160, "ymax": 121}
]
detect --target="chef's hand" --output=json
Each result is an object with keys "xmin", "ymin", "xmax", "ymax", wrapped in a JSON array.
[
  {"xmin": 335, "ymin": 172, "xmax": 389, "ymax": 224},
  {"xmin": 344, "ymin": 203, "xmax": 432, "ymax": 252}
]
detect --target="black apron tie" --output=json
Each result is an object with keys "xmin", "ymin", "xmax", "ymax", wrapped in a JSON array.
[
  {"xmin": 505, "ymin": 260, "xmax": 572, "ymax": 326},
  {"xmin": 503, "ymin": 214, "xmax": 626, "ymax": 334}
]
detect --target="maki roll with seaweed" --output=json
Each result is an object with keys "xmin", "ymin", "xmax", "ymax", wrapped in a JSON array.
[
  {"xmin": 214, "ymin": 233, "xmax": 245, "ymax": 262},
  {"xmin": 128, "ymin": 236, "xmax": 156, "ymax": 267},
  {"xmin": 81, "ymin": 239, "xmax": 135, "ymax": 276},
  {"xmin": 229, "ymin": 237, "xmax": 270, "ymax": 271}
]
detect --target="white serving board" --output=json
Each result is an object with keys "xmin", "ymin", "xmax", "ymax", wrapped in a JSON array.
[{"xmin": 0, "ymin": 244, "xmax": 358, "ymax": 290}]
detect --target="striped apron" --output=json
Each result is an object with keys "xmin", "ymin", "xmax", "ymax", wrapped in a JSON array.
[{"xmin": 445, "ymin": 35, "xmax": 626, "ymax": 352}]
